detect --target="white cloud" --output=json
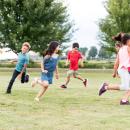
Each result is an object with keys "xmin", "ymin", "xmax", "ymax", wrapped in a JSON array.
[{"xmin": 63, "ymin": 0, "xmax": 107, "ymax": 48}]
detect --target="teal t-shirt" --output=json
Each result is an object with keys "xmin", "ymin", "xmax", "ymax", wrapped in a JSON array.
[{"xmin": 15, "ymin": 52, "xmax": 29, "ymax": 72}]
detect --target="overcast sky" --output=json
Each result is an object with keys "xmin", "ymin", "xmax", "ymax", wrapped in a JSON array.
[{"xmin": 63, "ymin": 0, "xmax": 108, "ymax": 49}]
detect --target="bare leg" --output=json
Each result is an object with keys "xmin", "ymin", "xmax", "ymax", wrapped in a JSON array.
[
  {"xmin": 122, "ymin": 90, "xmax": 130, "ymax": 101},
  {"xmin": 107, "ymin": 84, "xmax": 120, "ymax": 90},
  {"xmin": 65, "ymin": 76, "xmax": 71, "ymax": 86},
  {"xmin": 31, "ymin": 78, "xmax": 39, "ymax": 87},
  {"xmin": 99, "ymin": 83, "xmax": 120, "ymax": 96},
  {"xmin": 73, "ymin": 74, "xmax": 84, "ymax": 81},
  {"xmin": 35, "ymin": 81, "xmax": 49, "ymax": 101}
]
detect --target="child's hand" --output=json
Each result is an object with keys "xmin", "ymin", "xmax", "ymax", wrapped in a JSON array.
[
  {"xmin": 42, "ymin": 70, "xmax": 48, "ymax": 73},
  {"xmin": 80, "ymin": 62, "xmax": 84, "ymax": 67},
  {"xmin": 65, "ymin": 62, "xmax": 69, "ymax": 66},
  {"xmin": 18, "ymin": 74, "xmax": 22, "ymax": 80},
  {"xmin": 112, "ymin": 72, "xmax": 116, "ymax": 78}
]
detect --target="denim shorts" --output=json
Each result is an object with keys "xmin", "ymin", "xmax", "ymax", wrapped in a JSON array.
[{"xmin": 41, "ymin": 72, "xmax": 53, "ymax": 84}]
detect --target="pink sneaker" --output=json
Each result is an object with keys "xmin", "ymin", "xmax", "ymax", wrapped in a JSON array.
[{"xmin": 99, "ymin": 82, "xmax": 108, "ymax": 96}]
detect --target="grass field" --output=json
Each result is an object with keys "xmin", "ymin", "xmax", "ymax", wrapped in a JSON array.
[{"xmin": 0, "ymin": 69, "xmax": 130, "ymax": 130}]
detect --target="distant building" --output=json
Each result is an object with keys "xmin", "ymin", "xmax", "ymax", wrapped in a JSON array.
[
  {"xmin": 0, "ymin": 48, "xmax": 17, "ymax": 61},
  {"xmin": 28, "ymin": 51, "xmax": 42, "ymax": 61},
  {"xmin": 0, "ymin": 48, "xmax": 44, "ymax": 62}
]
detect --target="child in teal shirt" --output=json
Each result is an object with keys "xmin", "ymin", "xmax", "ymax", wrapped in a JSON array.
[{"xmin": 6, "ymin": 42, "xmax": 31, "ymax": 94}]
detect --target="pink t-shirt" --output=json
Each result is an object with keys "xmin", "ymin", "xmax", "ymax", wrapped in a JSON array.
[{"xmin": 118, "ymin": 46, "xmax": 130, "ymax": 69}]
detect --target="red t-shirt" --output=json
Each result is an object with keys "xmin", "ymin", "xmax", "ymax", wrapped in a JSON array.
[{"xmin": 67, "ymin": 50, "xmax": 82, "ymax": 70}]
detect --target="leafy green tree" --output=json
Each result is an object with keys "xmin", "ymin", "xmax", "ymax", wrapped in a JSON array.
[
  {"xmin": 0, "ymin": 0, "xmax": 73, "ymax": 54},
  {"xmin": 98, "ymin": 0, "xmax": 130, "ymax": 52},
  {"xmin": 88, "ymin": 46, "xmax": 97, "ymax": 59},
  {"xmin": 79, "ymin": 47, "xmax": 88, "ymax": 56},
  {"xmin": 98, "ymin": 46, "xmax": 112, "ymax": 59}
]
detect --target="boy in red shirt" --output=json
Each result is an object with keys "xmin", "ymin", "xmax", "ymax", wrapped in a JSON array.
[{"xmin": 60, "ymin": 43, "xmax": 88, "ymax": 88}]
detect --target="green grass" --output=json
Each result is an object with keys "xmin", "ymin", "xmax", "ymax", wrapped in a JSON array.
[{"xmin": 0, "ymin": 69, "xmax": 130, "ymax": 130}]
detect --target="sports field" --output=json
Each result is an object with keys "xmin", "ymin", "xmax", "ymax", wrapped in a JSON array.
[{"xmin": 0, "ymin": 69, "xmax": 130, "ymax": 130}]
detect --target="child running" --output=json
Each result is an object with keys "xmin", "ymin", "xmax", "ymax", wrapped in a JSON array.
[
  {"xmin": 99, "ymin": 34, "xmax": 130, "ymax": 105},
  {"xmin": 31, "ymin": 41, "xmax": 59, "ymax": 102},
  {"xmin": 60, "ymin": 42, "xmax": 87, "ymax": 89},
  {"xmin": 6, "ymin": 42, "xmax": 31, "ymax": 94}
]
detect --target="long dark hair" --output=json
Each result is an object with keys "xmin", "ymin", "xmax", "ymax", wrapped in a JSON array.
[
  {"xmin": 43, "ymin": 41, "xmax": 59, "ymax": 57},
  {"xmin": 112, "ymin": 32, "xmax": 124, "ymax": 42},
  {"xmin": 121, "ymin": 34, "xmax": 130, "ymax": 45}
]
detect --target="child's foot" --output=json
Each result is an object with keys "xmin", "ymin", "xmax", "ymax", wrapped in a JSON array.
[
  {"xmin": 34, "ymin": 97, "xmax": 40, "ymax": 102},
  {"xmin": 60, "ymin": 84, "xmax": 67, "ymax": 89},
  {"xmin": 6, "ymin": 89, "xmax": 11, "ymax": 94},
  {"xmin": 83, "ymin": 79, "xmax": 88, "ymax": 87},
  {"xmin": 31, "ymin": 78, "xmax": 38, "ymax": 88},
  {"xmin": 99, "ymin": 82, "xmax": 108, "ymax": 96},
  {"xmin": 120, "ymin": 100, "xmax": 130, "ymax": 105}
]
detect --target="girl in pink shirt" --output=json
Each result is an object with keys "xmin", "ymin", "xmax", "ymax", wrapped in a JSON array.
[{"xmin": 99, "ymin": 34, "xmax": 130, "ymax": 105}]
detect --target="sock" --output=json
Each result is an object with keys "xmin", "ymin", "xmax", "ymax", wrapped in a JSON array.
[{"xmin": 105, "ymin": 85, "xmax": 108, "ymax": 90}]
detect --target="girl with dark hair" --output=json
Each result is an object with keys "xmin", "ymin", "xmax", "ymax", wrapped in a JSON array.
[
  {"xmin": 31, "ymin": 41, "xmax": 60, "ymax": 102},
  {"xmin": 99, "ymin": 34, "xmax": 130, "ymax": 105}
]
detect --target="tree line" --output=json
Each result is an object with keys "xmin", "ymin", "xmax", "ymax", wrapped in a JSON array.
[
  {"xmin": 0, "ymin": 0, "xmax": 130, "ymax": 56},
  {"xmin": 0, "ymin": 0, "xmax": 73, "ymax": 54}
]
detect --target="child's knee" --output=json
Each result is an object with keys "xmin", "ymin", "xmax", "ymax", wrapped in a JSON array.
[
  {"xmin": 44, "ymin": 86, "xmax": 48, "ymax": 89},
  {"xmin": 73, "ymin": 75, "xmax": 76, "ymax": 78},
  {"xmin": 73, "ymin": 74, "xmax": 77, "ymax": 78},
  {"xmin": 42, "ymin": 81, "xmax": 49, "ymax": 88},
  {"xmin": 67, "ymin": 76, "xmax": 70, "ymax": 79}
]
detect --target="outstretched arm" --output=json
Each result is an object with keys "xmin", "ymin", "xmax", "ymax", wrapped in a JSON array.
[
  {"xmin": 55, "ymin": 66, "xmax": 59, "ymax": 79},
  {"xmin": 18, "ymin": 64, "xmax": 27, "ymax": 79},
  {"xmin": 41, "ymin": 61, "xmax": 48, "ymax": 73},
  {"xmin": 113, "ymin": 54, "xmax": 119, "ymax": 78}
]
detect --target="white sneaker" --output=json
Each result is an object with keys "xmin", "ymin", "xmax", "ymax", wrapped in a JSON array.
[
  {"xmin": 34, "ymin": 97, "xmax": 40, "ymax": 102},
  {"xmin": 31, "ymin": 78, "xmax": 38, "ymax": 87}
]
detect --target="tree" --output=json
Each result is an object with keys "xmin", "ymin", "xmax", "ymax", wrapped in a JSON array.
[
  {"xmin": 0, "ymin": 0, "xmax": 73, "ymax": 54},
  {"xmin": 88, "ymin": 46, "xmax": 97, "ymax": 59},
  {"xmin": 98, "ymin": 0, "xmax": 130, "ymax": 52},
  {"xmin": 98, "ymin": 46, "xmax": 112, "ymax": 59},
  {"xmin": 79, "ymin": 47, "xmax": 88, "ymax": 56}
]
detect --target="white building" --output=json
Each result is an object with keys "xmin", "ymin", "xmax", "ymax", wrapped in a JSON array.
[{"xmin": 0, "ymin": 48, "xmax": 18, "ymax": 61}]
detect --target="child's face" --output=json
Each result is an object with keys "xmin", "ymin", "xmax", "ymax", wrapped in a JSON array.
[
  {"xmin": 21, "ymin": 45, "xmax": 29, "ymax": 54},
  {"xmin": 73, "ymin": 47, "xmax": 78, "ymax": 50},
  {"xmin": 127, "ymin": 40, "xmax": 130, "ymax": 47},
  {"xmin": 55, "ymin": 45, "xmax": 60, "ymax": 53}
]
